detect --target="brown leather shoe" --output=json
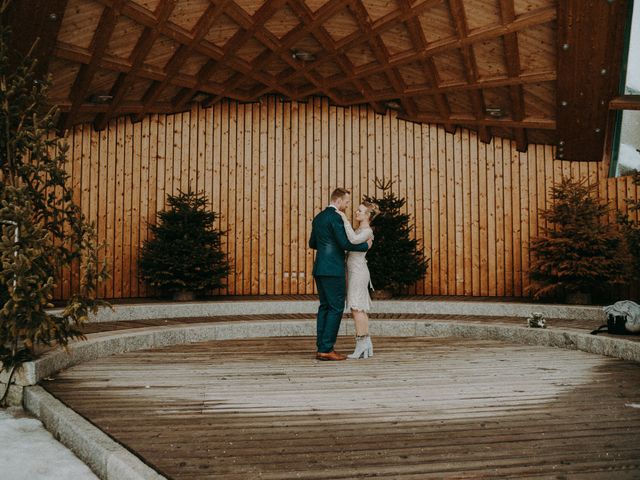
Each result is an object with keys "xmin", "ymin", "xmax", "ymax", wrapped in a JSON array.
[{"xmin": 316, "ymin": 351, "xmax": 347, "ymax": 361}]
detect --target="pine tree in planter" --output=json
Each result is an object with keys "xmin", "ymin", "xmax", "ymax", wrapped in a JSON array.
[
  {"xmin": 0, "ymin": 9, "xmax": 108, "ymax": 404},
  {"xmin": 528, "ymin": 177, "xmax": 628, "ymax": 303},
  {"xmin": 618, "ymin": 171, "xmax": 640, "ymax": 284},
  {"xmin": 363, "ymin": 179, "xmax": 428, "ymax": 296},
  {"xmin": 139, "ymin": 192, "xmax": 229, "ymax": 299}
]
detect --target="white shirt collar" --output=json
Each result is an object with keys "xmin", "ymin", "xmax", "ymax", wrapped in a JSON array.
[{"xmin": 328, "ymin": 204, "xmax": 339, "ymax": 210}]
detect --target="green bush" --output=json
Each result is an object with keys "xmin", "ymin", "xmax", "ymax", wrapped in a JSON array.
[
  {"xmin": 363, "ymin": 179, "xmax": 428, "ymax": 294},
  {"xmin": 618, "ymin": 171, "xmax": 640, "ymax": 283},
  {"xmin": 139, "ymin": 191, "xmax": 229, "ymax": 297},
  {"xmin": 0, "ymin": 6, "xmax": 108, "ymax": 399},
  {"xmin": 528, "ymin": 177, "xmax": 628, "ymax": 301}
]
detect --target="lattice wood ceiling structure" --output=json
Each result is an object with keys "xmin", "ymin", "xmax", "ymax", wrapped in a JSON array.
[{"xmin": 5, "ymin": 0, "xmax": 631, "ymax": 157}]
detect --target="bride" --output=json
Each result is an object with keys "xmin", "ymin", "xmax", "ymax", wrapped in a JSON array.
[{"xmin": 338, "ymin": 201, "xmax": 380, "ymax": 359}]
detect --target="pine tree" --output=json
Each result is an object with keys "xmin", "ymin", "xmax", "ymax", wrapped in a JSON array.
[
  {"xmin": 528, "ymin": 177, "xmax": 628, "ymax": 302},
  {"xmin": 363, "ymin": 179, "xmax": 428, "ymax": 294},
  {"xmin": 618, "ymin": 170, "xmax": 640, "ymax": 282},
  {"xmin": 139, "ymin": 191, "xmax": 229, "ymax": 297},
  {"xmin": 0, "ymin": 1, "xmax": 108, "ymax": 398}
]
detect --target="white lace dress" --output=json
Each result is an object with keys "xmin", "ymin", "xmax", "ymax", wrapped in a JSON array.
[{"xmin": 342, "ymin": 219, "xmax": 374, "ymax": 312}]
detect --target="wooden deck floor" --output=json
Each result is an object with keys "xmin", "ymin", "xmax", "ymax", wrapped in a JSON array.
[{"xmin": 43, "ymin": 337, "xmax": 640, "ymax": 479}]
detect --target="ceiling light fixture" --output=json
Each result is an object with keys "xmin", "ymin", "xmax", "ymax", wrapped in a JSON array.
[
  {"xmin": 191, "ymin": 92, "xmax": 209, "ymax": 103},
  {"xmin": 485, "ymin": 106, "xmax": 505, "ymax": 118},
  {"xmin": 88, "ymin": 94, "xmax": 114, "ymax": 104},
  {"xmin": 291, "ymin": 50, "xmax": 316, "ymax": 62},
  {"xmin": 384, "ymin": 100, "xmax": 403, "ymax": 111}
]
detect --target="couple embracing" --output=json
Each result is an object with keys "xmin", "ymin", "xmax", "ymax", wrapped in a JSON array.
[{"xmin": 308, "ymin": 188, "xmax": 380, "ymax": 361}]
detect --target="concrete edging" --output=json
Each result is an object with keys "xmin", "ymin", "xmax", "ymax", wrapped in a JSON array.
[
  {"xmin": 6, "ymin": 318, "xmax": 638, "ymax": 391},
  {"xmin": 50, "ymin": 300, "xmax": 608, "ymax": 323},
  {"xmin": 9, "ymin": 317, "xmax": 640, "ymax": 480},
  {"xmin": 23, "ymin": 385, "xmax": 166, "ymax": 480}
]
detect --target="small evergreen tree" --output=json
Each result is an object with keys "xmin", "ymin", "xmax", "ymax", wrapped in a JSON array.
[
  {"xmin": 618, "ymin": 170, "xmax": 640, "ymax": 282},
  {"xmin": 363, "ymin": 179, "xmax": 428, "ymax": 294},
  {"xmin": 139, "ymin": 191, "xmax": 229, "ymax": 297},
  {"xmin": 528, "ymin": 177, "xmax": 628, "ymax": 302},
  {"xmin": 0, "ymin": 1, "xmax": 108, "ymax": 402}
]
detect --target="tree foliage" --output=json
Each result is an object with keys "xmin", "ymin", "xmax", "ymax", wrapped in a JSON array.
[
  {"xmin": 0, "ymin": 3, "xmax": 108, "ymax": 384},
  {"xmin": 363, "ymin": 179, "xmax": 428, "ymax": 293},
  {"xmin": 139, "ymin": 191, "xmax": 229, "ymax": 297},
  {"xmin": 527, "ymin": 177, "xmax": 628, "ymax": 301},
  {"xmin": 618, "ymin": 170, "xmax": 640, "ymax": 282}
]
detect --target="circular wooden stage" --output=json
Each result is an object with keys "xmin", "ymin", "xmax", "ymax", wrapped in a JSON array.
[{"xmin": 43, "ymin": 336, "xmax": 640, "ymax": 479}]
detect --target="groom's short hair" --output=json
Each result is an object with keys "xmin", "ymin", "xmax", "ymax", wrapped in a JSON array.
[{"xmin": 331, "ymin": 188, "xmax": 350, "ymax": 201}]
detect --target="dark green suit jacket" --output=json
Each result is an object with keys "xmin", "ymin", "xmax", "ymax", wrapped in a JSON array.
[{"xmin": 309, "ymin": 207, "xmax": 369, "ymax": 277}]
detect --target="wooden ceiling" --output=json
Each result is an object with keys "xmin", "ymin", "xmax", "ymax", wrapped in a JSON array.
[{"xmin": 5, "ymin": 0, "xmax": 631, "ymax": 155}]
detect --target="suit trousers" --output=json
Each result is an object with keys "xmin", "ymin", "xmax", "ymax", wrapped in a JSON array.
[{"xmin": 314, "ymin": 275, "xmax": 346, "ymax": 353}]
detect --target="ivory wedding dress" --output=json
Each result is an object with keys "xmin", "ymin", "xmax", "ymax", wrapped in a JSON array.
[{"xmin": 341, "ymin": 217, "xmax": 374, "ymax": 312}]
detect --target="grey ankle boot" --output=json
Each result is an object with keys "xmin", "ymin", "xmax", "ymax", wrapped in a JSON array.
[{"xmin": 347, "ymin": 335, "xmax": 373, "ymax": 359}]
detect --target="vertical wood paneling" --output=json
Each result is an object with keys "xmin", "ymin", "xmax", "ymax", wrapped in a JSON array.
[
  {"xmin": 282, "ymin": 102, "xmax": 291, "ymax": 295},
  {"xmin": 446, "ymin": 129, "xmax": 456, "ymax": 294},
  {"xmin": 233, "ymin": 105, "xmax": 242, "ymax": 294},
  {"xmin": 478, "ymin": 139, "xmax": 488, "ymax": 296},
  {"xmin": 226, "ymin": 103, "xmax": 237, "ymax": 296},
  {"xmin": 437, "ymin": 126, "xmax": 448, "ymax": 294},
  {"xmin": 469, "ymin": 131, "xmax": 480, "ymax": 296},
  {"xmin": 413, "ymin": 123, "xmax": 424, "ymax": 295},
  {"xmin": 428, "ymin": 124, "xmax": 439, "ymax": 295},
  {"xmin": 494, "ymin": 139, "xmax": 505, "ymax": 296},
  {"xmin": 240, "ymin": 105, "xmax": 254, "ymax": 293},
  {"xmin": 453, "ymin": 129, "xmax": 463, "ymax": 294},
  {"xmin": 290, "ymin": 102, "xmax": 299, "ymax": 294},
  {"xmin": 219, "ymin": 103, "xmax": 229, "ymax": 295},
  {"xmin": 272, "ymin": 101, "xmax": 282, "ymax": 295},
  {"xmin": 57, "ymin": 99, "xmax": 640, "ymax": 300}
]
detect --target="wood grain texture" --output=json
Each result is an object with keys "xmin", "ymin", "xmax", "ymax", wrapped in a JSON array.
[
  {"xmin": 43, "ymin": 335, "xmax": 640, "ymax": 479},
  {"xmin": 56, "ymin": 99, "xmax": 639, "ymax": 300}
]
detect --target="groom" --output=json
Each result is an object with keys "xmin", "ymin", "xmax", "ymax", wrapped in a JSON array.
[{"xmin": 309, "ymin": 188, "xmax": 371, "ymax": 361}]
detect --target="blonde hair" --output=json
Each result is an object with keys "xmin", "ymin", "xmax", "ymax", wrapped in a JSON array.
[{"xmin": 362, "ymin": 201, "xmax": 380, "ymax": 221}]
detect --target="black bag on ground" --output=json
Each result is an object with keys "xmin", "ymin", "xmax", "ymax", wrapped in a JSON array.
[{"xmin": 590, "ymin": 314, "xmax": 634, "ymax": 335}]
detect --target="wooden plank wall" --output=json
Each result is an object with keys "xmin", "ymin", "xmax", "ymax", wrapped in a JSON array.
[{"xmin": 54, "ymin": 97, "xmax": 640, "ymax": 300}]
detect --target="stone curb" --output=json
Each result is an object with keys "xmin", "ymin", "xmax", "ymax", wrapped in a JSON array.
[
  {"xmin": 23, "ymin": 385, "xmax": 166, "ymax": 480},
  {"xmin": 50, "ymin": 300, "xmax": 607, "ymax": 323},
  {"xmin": 7, "ymin": 318, "xmax": 640, "ymax": 480},
  {"xmin": 5, "ymin": 318, "xmax": 638, "ymax": 391}
]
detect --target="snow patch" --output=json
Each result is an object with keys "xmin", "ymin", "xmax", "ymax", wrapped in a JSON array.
[
  {"xmin": 618, "ymin": 143, "xmax": 640, "ymax": 176},
  {"xmin": 0, "ymin": 408, "xmax": 98, "ymax": 480}
]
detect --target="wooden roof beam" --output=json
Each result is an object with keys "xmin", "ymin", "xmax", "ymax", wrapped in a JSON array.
[
  {"xmin": 94, "ymin": 0, "xmax": 177, "ymax": 131},
  {"xmin": 5, "ymin": 0, "xmax": 69, "ymax": 81},
  {"xmin": 403, "ymin": 114, "xmax": 555, "ymax": 130},
  {"xmin": 347, "ymin": 1, "xmax": 416, "ymax": 116},
  {"xmin": 248, "ymin": 0, "xmax": 350, "ymax": 75},
  {"xmin": 53, "ymin": 41, "xmax": 239, "ymax": 92},
  {"xmin": 556, "ymin": 0, "xmax": 629, "ymax": 161},
  {"xmin": 278, "ymin": 0, "xmax": 363, "ymax": 105},
  {"xmin": 448, "ymin": 0, "xmax": 491, "ymax": 143},
  {"xmin": 323, "ymin": 6, "xmax": 555, "ymax": 89},
  {"xmin": 176, "ymin": 0, "xmax": 291, "ymax": 109},
  {"xmin": 133, "ymin": 0, "xmax": 231, "ymax": 122},
  {"xmin": 282, "ymin": 0, "xmax": 441, "ymax": 85},
  {"xmin": 310, "ymin": 70, "xmax": 556, "ymax": 102},
  {"xmin": 499, "ymin": 0, "xmax": 527, "ymax": 151},
  {"xmin": 55, "ymin": 99, "xmax": 248, "ymax": 113},
  {"xmin": 397, "ymin": 0, "xmax": 454, "ymax": 132},
  {"xmin": 59, "ymin": 0, "xmax": 124, "ymax": 131},
  {"xmin": 610, "ymin": 96, "xmax": 640, "ymax": 110}
]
